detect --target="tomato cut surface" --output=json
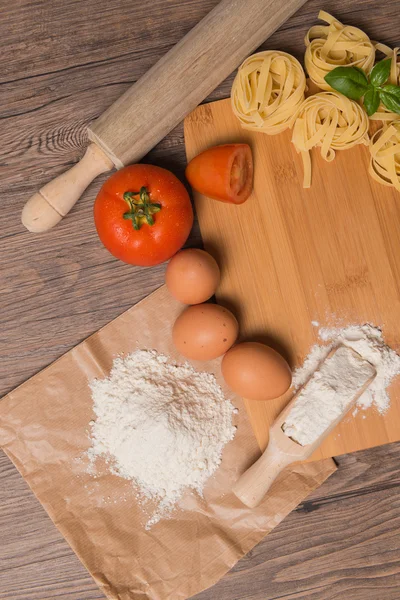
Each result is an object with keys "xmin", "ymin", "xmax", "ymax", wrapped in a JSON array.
[{"xmin": 185, "ymin": 143, "xmax": 253, "ymax": 204}]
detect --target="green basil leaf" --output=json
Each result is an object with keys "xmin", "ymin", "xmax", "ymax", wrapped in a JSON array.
[
  {"xmin": 363, "ymin": 88, "xmax": 380, "ymax": 116},
  {"xmin": 380, "ymin": 85, "xmax": 400, "ymax": 114},
  {"xmin": 325, "ymin": 66, "xmax": 368, "ymax": 100},
  {"xmin": 381, "ymin": 84, "xmax": 400, "ymax": 98},
  {"xmin": 370, "ymin": 58, "xmax": 392, "ymax": 87},
  {"xmin": 352, "ymin": 66, "xmax": 370, "ymax": 79}
]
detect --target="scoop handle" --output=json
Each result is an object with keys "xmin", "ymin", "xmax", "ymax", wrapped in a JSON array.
[
  {"xmin": 233, "ymin": 439, "xmax": 296, "ymax": 508},
  {"xmin": 21, "ymin": 143, "xmax": 113, "ymax": 233}
]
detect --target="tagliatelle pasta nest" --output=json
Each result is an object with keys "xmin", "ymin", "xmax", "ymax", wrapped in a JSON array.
[
  {"xmin": 230, "ymin": 11, "xmax": 400, "ymax": 194},
  {"xmin": 292, "ymin": 91, "xmax": 370, "ymax": 188},
  {"xmin": 231, "ymin": 51, "xmax": 307, "ymax": 135},
  {"xmin": 369, "ymin": 123, "xmax": 400, "ymax": 191},
  {"xmin": 305, "ymin": 10, "xmax": 375, "ymax": 91}
]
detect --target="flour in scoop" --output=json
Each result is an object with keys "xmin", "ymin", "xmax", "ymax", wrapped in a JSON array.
[
  {"xmin": 292, "ymin": 324, "xmax": 400, "ymax": 414},
  {"xmin": 87, "ymin": 350, "xmax": 236, "ymax": 528},
  {"xmin": 283, "ymin": 346, "xmax": 376, "ymax": 446}
]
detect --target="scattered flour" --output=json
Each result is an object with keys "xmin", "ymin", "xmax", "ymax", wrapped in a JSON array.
[
  {"xmin": 283, "ymin": 346, "xmax": 376, "ymax": 446},
  {"xmin": 293, "ymin": 324, "xmax": 400, "ymax": 414},
  {"xmin": 87, "ymin": 349, "xmax": 236, "ymax": 528}
]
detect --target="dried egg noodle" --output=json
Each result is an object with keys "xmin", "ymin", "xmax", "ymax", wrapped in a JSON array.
[
  {"xmin": 369, "ymin": 45, "xmax": 400, "ymax": 122},
  {"xmin": 231, "ymin": 51, "xmax": 306, "ymax": 134},
  {"xmin": 292, "ymin": 91, "xmax": 369, "ymax": 188},
  {"xmin": 305, "ymin": 11, "xmax": 375, "ymax": 90},
  {"xmin": 370, "ymin": 123, "xmax": 400, "ymax": 192}
]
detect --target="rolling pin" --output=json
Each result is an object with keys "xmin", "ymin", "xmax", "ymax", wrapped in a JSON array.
[
  {"xmin": 233, "ymin": 346, "xmax": 377, "ymax": 508},
  {"xmin": 21, "ymin": 0, "xmax": 308, "ymax": 233}
]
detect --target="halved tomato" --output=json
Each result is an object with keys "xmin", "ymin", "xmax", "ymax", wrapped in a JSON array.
[{"xmin": 185, "ymin": 143, "xmax": 253, "ymax": 205}]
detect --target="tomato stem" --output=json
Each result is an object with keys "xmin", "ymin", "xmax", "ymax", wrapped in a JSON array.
[{"xmin": 123, "ymin": 187, "xmax": 161, "ymax": 230}]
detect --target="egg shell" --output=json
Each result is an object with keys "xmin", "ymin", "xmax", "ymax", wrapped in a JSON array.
[
  {"xmin": 166, "ymin": 248, "xmax": 220, "ymax": 305},
  {"xmin": 172, "ymin": 303, "xmax": 238, "ymax": 361},
  {"xmin": 221, "ymin": 342, "xmax": 292, "ymax": 401}
]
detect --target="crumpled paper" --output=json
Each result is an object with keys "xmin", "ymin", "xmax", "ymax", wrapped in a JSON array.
[{"xmin": 0, "ymin": 285, "xmax": 336, "ymax": 600}]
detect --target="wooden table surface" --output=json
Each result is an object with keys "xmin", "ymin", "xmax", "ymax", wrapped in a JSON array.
[{"xmin": 1, "ymin": 1, "xmax": 400, "ymax": 598}]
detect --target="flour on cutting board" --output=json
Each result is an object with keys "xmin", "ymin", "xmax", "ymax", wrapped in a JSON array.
[
  {"xmin": 293, "ymin": 324, "xmax": 400, "ymax": 414},
  {"xmin": 87, "ymin": 350, "xmax": 236, "ymax": 528}
]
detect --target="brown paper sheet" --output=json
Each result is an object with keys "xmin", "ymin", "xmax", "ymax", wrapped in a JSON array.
[{"xmin": 0, "ymin": 286, "xmax": 336, "ymax": 600}]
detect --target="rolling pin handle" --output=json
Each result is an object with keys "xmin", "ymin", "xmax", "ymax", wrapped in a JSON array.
[{"xmin": 21, "ymin": 143, "xmax": 114, "ymax": 233}]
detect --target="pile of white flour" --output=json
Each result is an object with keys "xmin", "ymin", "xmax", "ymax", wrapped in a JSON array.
[
  {"xmin": 87, "ymin": 350, "xmax": 236, "ymax": 528},
  {"xmin": 293, "ymin": 324, "xmax": 400, "ymax": 414}
]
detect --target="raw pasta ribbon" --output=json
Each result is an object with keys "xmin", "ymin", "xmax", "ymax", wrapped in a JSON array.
[
  {"xmin": 292, "ymin": 91, "xmax": 369, "ymax": 188},
  {"xmin": 231, "ymin": 51, "xmax": 306, "ymax": 135},
  {"xmin": 305, "ymin": 11, "xmax": 375, "ymax": 90},
  {"xmin": 370, "ymin": 123, "xmax": 400, "ymax": 192}
]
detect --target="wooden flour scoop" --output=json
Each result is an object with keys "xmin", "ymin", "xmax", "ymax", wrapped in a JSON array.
[
  {"xmin": 233, "ymin": 345, "xmax": 377, "ymax": 508},
  {"xmin": 21, "ymin": 0, "xmax": 308, "ymax": 233}
]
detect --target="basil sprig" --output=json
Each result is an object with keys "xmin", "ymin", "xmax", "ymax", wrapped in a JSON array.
[{"xmin": 324, "ymin": 59, "xmax": 400, "ymax": 116}]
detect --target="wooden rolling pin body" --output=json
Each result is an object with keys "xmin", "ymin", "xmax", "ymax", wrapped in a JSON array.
[
  {"xmin": 22, "ymin": 0, "xmax": 307, "ymax": 232},
  {"xmin": 88, "ymin": 0, "xmax": 308, "ymax": 167}
]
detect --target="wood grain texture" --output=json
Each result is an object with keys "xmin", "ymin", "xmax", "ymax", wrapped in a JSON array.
[
  {"xmin": 193, "ymin": 443, "xmax": 400, "ymax": 600},
  {"xmin": 89, "ymin": 0, "xmax": 307, "ymax": 167},
  {"xmin": 1, "ymin": 0, "xmax": 400, "ymax": 598},
  {"xmin": 21, "ymin": 143, "xmax": 114, "ymax": 233},
  {"xmin": 22, "ymin": 0, "xmax": 308, "ymax": 232},
  {"xmin": 185, "ymin": 98, "xmax": 400, "ymax": 460}
]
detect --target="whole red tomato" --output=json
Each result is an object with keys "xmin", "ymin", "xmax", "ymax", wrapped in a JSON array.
[{"xmin": 94, "ymin": 164, "xmax": 193, "ymax": 266}]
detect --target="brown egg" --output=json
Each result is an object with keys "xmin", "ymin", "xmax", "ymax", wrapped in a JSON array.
[
  {"xmin": 165, "ymin": 248, "xmax": 220, "ymax": 305},
  {"xmin": 221, "ymin": 342, "xmax": 292, "ymax": 401},
  {"xmin": 172, "ymin": 304, "xmax": 238, "ymax": 361}
]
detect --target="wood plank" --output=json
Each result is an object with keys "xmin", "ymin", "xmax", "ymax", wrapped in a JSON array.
[
  {"xmin": 2, "ymin": 444, "xmax": 400, "ymax": 600},
  {"xmin": 0, "ymin": 0, "xmax": 219, "ymax": 85},
  {"xmin": 1, "ymin": 0, "xmax": 400, "ymax": 598},
  {"xmin": 185, "ymin": 98, "xmax": 400, "ymax": 460},
  {"xmin": 89, "ymin": 0, "xmax": 307, "ymax": 168},
  {"xmin": 193, "ymin": 443, "xmax": 400, "ymax": 600}
]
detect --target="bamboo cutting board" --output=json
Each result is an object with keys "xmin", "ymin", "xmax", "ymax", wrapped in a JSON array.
[{"xmin": 185, "ymin": 98, "xmax": 400, "ymax": 460}]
